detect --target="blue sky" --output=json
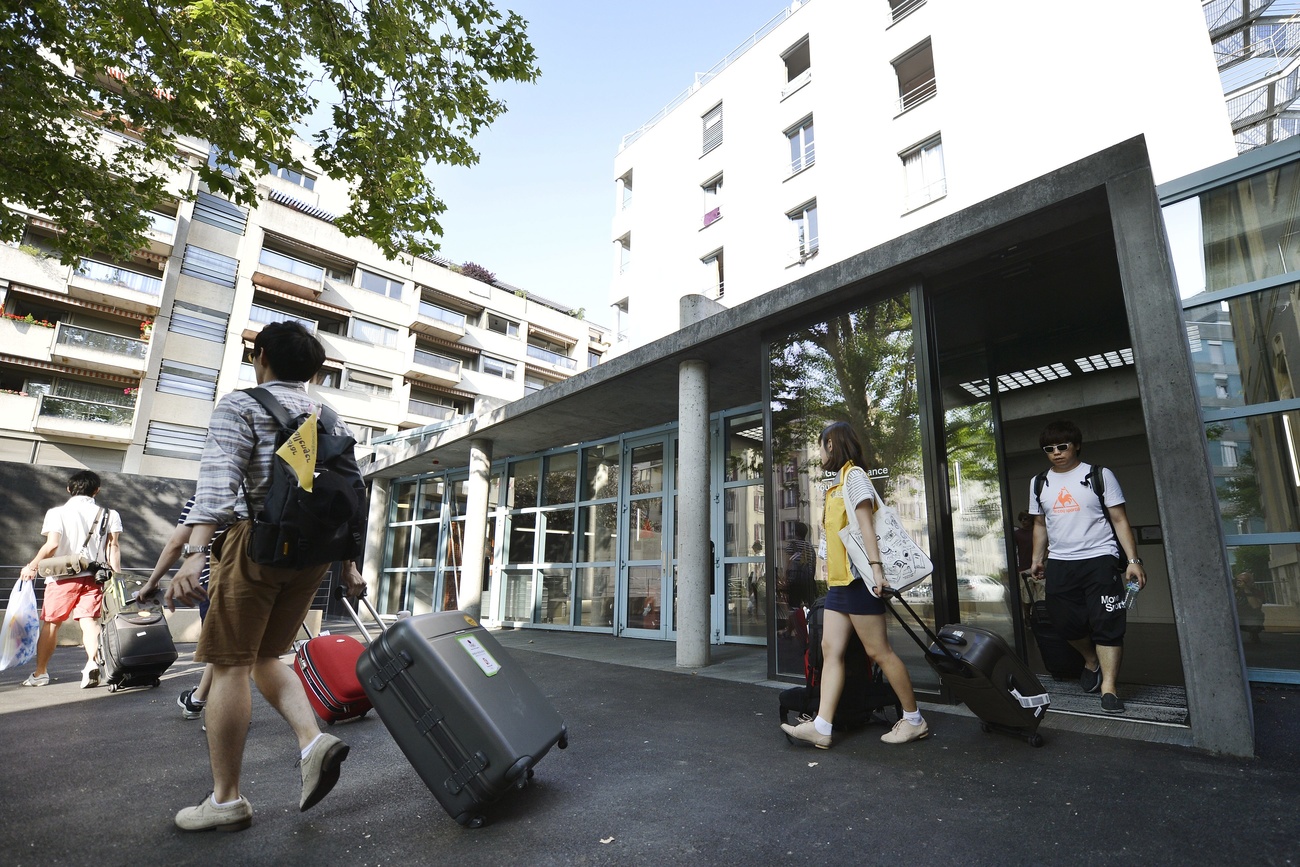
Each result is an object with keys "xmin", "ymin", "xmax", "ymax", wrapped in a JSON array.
[{"xmin": 422, "ymin": 0, "xmax": 784, "ymax": 328}]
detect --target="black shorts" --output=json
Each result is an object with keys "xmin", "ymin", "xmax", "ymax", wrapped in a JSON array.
[
  {"xmin": 825, "ymin": 574, "xmax": 886, "ymax": 616},
  {"xmin": 1044, "ymin": 555, "xmax": 1126, "ymax": 646}
]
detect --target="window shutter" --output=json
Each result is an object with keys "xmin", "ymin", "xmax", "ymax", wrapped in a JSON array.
[{"xmin": 702, "ymin": 104, "xmax": 724, "ymax": 154}]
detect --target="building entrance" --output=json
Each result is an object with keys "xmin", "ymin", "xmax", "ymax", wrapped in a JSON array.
[{"xmin": 619, "ymin": 435, "xmax": 675, "ymax": 638}]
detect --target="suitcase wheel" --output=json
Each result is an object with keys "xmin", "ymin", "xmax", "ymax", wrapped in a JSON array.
[
  {"xmin": 152, "ymin": 679, "xmax": 161, "ymax": 689},
  {"xmin": 108, "ymin": 683, "xmax": 118, "ymax": 693},
  {"xmin": 980, "ymin": 722, "xmax": 992, "ymax": 733},
  {"xmin": 1028, "ymin": 733, "xmax": 1045, "ymax": 748},
  {"xmin": 558, "ymin": 732, "xmax": 568, "ymax": 750},
  {"xmin": 461, "ymin": 815, "xmax": 486, "ymax": 829}
]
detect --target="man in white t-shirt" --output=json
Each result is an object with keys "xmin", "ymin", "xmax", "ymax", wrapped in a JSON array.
[
  {"xmin": 1028, "ymin": 419, "xmax": 1146, "ymax": 714},
  {"xmin": 17, "ymin": 470, "xmax": 123, "ymax": 688}
]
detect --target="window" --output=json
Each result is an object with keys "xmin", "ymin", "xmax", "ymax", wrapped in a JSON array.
[
  {"xmin": 524, "ymin": 374, "xmax": 546, "ymax": 395},
  {"xmin": 702, "ymin": 174, "xmax": 723, "ymax": 227},
  {"xmin": 1222, "ymin": 440, "xmax": 1240, "ymax": 468},
  {"xmin": 702, "ymin": 102, "xmax": 723, "ymax": 155},
  {"xmin": 314, "ymin": 367, "xmax": 338, "ymax": 388},
  {"xmin": 781, "ymin": 37, "xmax": 812, "ymax": 99},
  {"xmin": 788, "ymin": 200, "xmax": 819, "ymax": 262},
  {"xmin": 144, "ymin": 421, "xmax": 208, "ymax": 460},
  {"xmin": 250, "ymin": 303, "xmax": 317, "ymax": 332},
  {"xmin": 588, "ymin": 350, "xmax": 602, "ymax": 368},
  {"xmin": 349, "ymin": 318, "xmax": 399, "ymax": 348},
  {"xmin": 786, "ymin": 116, "xmax": 815, "ymax": 174},
  {"xmin": 893, "ymin": 39, "xmax": 936, "ymax": 113},
  {"xmin": 265, "ymin": 161, "xmax": 317, "ymax": 191},
  {"xmin": 619, "ymin": 170, "xmax": 633, "ymax": 210},
  {"xmin": 342, "ymin": 369, "xmax": 393, "ymax": 398},
  {"xmin": 259, "ymin": 247, "xmax": 324, "ymax": 283},
  {"xmin": 702, "ymin": 249, "xmax": 724, "ymax": 299},
  {"xmin": 157, "ymin": 360, "xmax": 219, "ymax": 400},
  {"xmin": 902, "ymin": 136, "xmax": 946, "ymax": 211},
  {"xmin": 481, "ymin": 354, "xmax": 517, "ymax": 380},
  {"xmin": 358, "ymin": 268, "xmax": 403, "ymax": 299},
  {"xmin": 617, "ymin": 234, "xmax": 631, "ymax": 275},
  {"xmin": 484, "ymin": 313, "xmax": 519, "ymax": 338},
  {"xmin": 169, "ymin": 300, "xmax": 228, "ymax": 343}
]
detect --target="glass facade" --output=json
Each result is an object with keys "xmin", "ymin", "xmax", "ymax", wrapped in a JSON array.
[{"xmin": 1165, "ymin": 154, "xmax": 1300, "ymax": 682}]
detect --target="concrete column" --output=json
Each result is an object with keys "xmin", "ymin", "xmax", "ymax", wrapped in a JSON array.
[
  {"xmin": 1107, "ymin": 166, "xmax": 1254, "ymax": 757},
  {"xmin": 362, "ymin": 477, "xmax": 390, "ymax": 605},
  {"xmin": 677, "ymin": 359, "xmax": 711, "ymax": 668},
  {"xmin": 459, "ymin": 438, "xmax": 493, "ymax": 621}
]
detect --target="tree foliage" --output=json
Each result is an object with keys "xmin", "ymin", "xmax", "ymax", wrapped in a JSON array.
[{"xmin": 0, "ymin": 0, "xmax": 540, "ymax": 265}]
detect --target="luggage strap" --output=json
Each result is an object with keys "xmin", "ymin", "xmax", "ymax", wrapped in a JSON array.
[
  {"xmin": 443, "ymin": 751, "xmax": 489, "ymax": 796},
  {"xmin": 1010, "ymin": 687, "xmax": 1050, "ymax": 709},
  {"xmin": 367, "ymin": 649, "xmax": 413, "ymax": 692}
]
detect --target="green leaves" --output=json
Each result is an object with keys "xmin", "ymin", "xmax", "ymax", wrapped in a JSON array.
[{"xmin": 1, "ymin": 0, "xmax": 539, "ymax": 262}]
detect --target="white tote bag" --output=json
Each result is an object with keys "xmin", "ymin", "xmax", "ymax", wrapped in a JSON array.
[{"xmin": 838, "ymin": 474, "xmax": 933, "ymax": 594}]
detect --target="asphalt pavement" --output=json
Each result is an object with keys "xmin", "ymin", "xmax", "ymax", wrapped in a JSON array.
[{"xmin": 0, "ymin": 625, "xmax": 1296, "ymax": 866}]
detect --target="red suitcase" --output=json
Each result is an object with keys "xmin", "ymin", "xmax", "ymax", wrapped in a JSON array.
[{"xmin": 293, "ymin": 593, "xmax": 380, "ymax": 725}]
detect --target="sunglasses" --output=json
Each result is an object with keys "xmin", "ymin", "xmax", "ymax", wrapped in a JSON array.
[{"xmin": 1042, "ymin": 443, "xmax": 1073, "ymax": 454}]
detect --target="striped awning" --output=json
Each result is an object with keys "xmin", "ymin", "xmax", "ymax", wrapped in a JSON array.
[
  {"xmin": 527, "ymin": 322, "xmax": 578, "ymax": 346},
  {"xmin": 524, "ymin": 362, "xmax": 572, "ymax": 382},
  {"xmin": 7, "ymin": 283, "xmax": 149, "ymax": 321},
  {"xmin": 0, "ymin": 353, "xmax": 139, "ymax": 385},
  {"xmin": 418, "ymin": 285, "xmax": 484, "ymax": 315},
  {"xmin": 405, "ymin": 380, "xmax": 476, "ymax": 400},
  {"xmin": 416, "ymin": 334, "xmax": 480, "ymax": 356}
]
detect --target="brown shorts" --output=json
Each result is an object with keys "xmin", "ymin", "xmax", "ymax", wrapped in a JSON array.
[
  {"xmin": 42, "ymin": 577, "xmax": 103, "ymax": 622},
  {"xmin": 195, "ymin": 520, "xmax": 328, "ymax": 666}
]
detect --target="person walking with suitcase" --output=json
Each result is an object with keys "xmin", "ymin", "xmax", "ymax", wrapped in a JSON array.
[
  {"xmin": 1029, "ymin": 419, "xmax": 1146, "ymax": 714},
  {"xmin": 163, "ymin": 322, "xmax": 365, "ymax": 832},
  {"xmin": 781, "ymin": 422, "xmax": 929, "ymax": 749}
]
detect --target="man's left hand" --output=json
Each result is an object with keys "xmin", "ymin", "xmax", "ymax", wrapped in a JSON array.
[
  {"xmin": 343, "ymin": 563, "xmax": 366, "ymax": 599},
  {"xmin": 164, "ymin": 556, "xmax": 208, "ymax": 611}
]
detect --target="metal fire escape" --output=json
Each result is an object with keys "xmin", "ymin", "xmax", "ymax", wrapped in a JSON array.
[{"xmin": 1207, "ymin": 0, "xmax": 1300, "ymax": 152}]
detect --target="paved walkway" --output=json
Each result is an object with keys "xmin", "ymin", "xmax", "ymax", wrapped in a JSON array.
[{"xmin": 0, "ymin": 627, "xmax": 1295, "ymax": 865}]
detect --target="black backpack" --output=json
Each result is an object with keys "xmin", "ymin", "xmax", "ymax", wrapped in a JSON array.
[
  {"xmin": 242, "ymin": 387, "xmax": 367, "ymax": 569},
  {"xmin": 1033, "ymin": 464, "xmax": 1119, "ymax": 543}
]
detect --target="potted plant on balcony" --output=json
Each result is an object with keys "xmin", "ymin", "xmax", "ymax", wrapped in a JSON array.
[{"xmin": 139, "ymin": 319, "xmax": 153, "ymax": 341}]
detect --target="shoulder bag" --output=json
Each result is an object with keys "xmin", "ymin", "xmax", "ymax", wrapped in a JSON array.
[
  {"xmin": 837, "ymin": 472, "xmax": 933, "ymax": 593},
  {"xmin": 37, "ymin": 508, "xmax": 107, "ymax": 579}
]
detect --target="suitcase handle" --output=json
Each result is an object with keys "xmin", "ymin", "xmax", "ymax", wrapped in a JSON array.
[
  {"xmin": 333, "ymin": 585, "xmax": 386, "ymax": 643},
  {"xmin": 880, "ymin": 587, "xmax": 963, "ymax": 664}
]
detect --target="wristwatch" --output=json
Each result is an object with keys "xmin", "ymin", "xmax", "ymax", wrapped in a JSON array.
[
  {"xmin": 1127, "ymin": 558, "xmax": 1143, "ymax": 565},
  {"xmin": 181, "ymin": 543, "xmax": 212, "ymax": 558}
]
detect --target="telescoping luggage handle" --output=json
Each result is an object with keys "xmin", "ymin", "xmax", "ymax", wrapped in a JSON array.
[
  {"xmin": 879, "ymin": 587, "xmax": 965, "ymax": 665},
  {"xmin": 333, "ymin": 585, "xmax": 386, "ymax": 643}
]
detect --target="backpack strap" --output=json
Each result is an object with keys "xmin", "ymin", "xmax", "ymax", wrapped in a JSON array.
[
  {"xmin": 1033, "ymin": 471, "xmax": 1049, "ymax": 513},
  {"xmin": 241, "ymin": 386, "xmax": 297, "ymax": 432},
  {"xmin": 1089, "ymin": 465, "xmax": 1122, "ymax": 549}
]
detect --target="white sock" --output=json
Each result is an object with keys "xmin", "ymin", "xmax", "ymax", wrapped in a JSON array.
[
  {"xmin": 301, "ymin": 733, "xmax": 324, "ymax": 760},
  {"xmin": 903, "ymin": 709, "xmax": 924, "ymax": 726},
  {"xmin": 813, "ymin": 716, "xmax": 833, "ymax": 736},
  {"xmin": 212, "ymin": 795, "xmax": 242, "ymax": 807}
]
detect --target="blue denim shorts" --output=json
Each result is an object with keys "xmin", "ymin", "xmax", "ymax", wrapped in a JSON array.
[{"xmin": 825, "ymin": 575, "xmax": 886, "ymax": 616}]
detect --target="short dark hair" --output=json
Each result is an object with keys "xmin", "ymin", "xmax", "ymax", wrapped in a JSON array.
[
  {"xmin": 1039, "ymin": 419, "xmax": 1083, "ymax": 453},
  {"xmin": 794, "ymin": 521, "xmax": 809, "ymax": 540},
  {"xmin": 67, "ymin": 470, "xmax": 101, "ymax": 497},
  {"xmin": 254, "ymin": 321, "xmax": 326, "ymax": 383},
  {"xmin": 820, "ymin": 421, "xmax": 866, "ymax": 473}
]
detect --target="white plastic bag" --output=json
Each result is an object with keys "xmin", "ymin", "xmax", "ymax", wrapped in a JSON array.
[{"xmin": 0, "ymin": 581, "xmax": 40, "ymax": 670}]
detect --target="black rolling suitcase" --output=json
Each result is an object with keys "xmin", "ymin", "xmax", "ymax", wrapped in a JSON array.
[
  {"xmin": 99, "ymin": 573, "xmax": 178, "ymax": 692},
  {"xmin": 884, "ymin": 589, "xmax": 1049, "ymax": 747},
  {"xmin": 357, "ymin": 611, "xmax": 568, "ymax": 828},
  {"xmin": 1028, "ymin": 600, "xmax": 1085, "ymax": 681}
]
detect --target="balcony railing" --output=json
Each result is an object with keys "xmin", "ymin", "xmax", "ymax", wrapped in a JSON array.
[
  {"xmin": 250, "ymin": 303, "xmax": 318, "ymax": 333},
  {"xmin": 897, "ymin": 77, "xmax": 937, "ymax": 114},
  {"xmin": 147, "ymin": 211, "xmax": 177, "ymax": 239},
  {"xmin": 408, "ymin": 399, "xmax": 457, "ymax": 421},
  {"xmin": 417, "ymin": 301, "xmax": 466, "ymax": 329},
  {"xmin": 55, "ymin": 323, "xmax": 148, "ymax": 360},
  {"xmin": 75, "ymin": 259, "xmax": 163, "ymax": 296},
  {"xmin": 38, "ymin": 394, "xmax": 134, "ymax": 426},
  {"xmin": 890, "ymin": 0, "xmax": 926, "ymax": 23},
  {"xmin": 703, "ymin": 206, "xmax": 722, "ymax": 228},
  {"xmin": 781, "ymin": 68, "xmax": 812, "ymax": 99},
  {"xmin": 413, "ymin": 348, "xmax": 462, "ymax": 377},
  {"xmin": 904, "ymin": 177, "xmax": 948, "ymax": 212},
  {"xmin": 527, "ymin": 343, "xmax": 578, "ymax": 370}
]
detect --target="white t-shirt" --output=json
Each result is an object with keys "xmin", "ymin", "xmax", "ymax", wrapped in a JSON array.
[
  {"xmin": 1027, "ymin": 462, "xmax": 1123, "ymax": 560},
  {"xmin": 41, "ymin": 495, "xmax": 124, "ymax": 579}
]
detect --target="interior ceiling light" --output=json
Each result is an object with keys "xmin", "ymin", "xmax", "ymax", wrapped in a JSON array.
[
  {"xmin": 1075, "ymin": 348, "xmax": 1134, "ymax": 372},
  {"xmin": 735, "ymin": 425, "xmax": 765, "ymax": 441}
]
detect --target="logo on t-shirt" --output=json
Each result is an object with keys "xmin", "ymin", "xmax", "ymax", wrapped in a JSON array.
[{"xmin": 1052, "ymin": 488, "xmax": 1080, "ymax": 514}]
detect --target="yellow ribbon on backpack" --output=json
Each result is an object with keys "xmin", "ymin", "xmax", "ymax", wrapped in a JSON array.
[{"xmin": 276, "ymin": 412, "xmax": 318, "ymax": 492}]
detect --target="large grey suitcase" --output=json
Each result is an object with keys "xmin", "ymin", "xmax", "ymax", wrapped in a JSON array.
[{"xmin": 356, "ymin": 611, "xmax": 568, "ymax": 827}]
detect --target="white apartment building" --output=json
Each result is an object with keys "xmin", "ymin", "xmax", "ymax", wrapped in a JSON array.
[
  {"xmin": 0, "ymin": 138, "xmax": 609, "ymax": 478},
  {"xmin": 610, "ymin": 0, "xmax": 1237, "ymax": 348},
  {"xmin": 1210, "ymin": 0, "xmax": 1300, "ymax": 152}
]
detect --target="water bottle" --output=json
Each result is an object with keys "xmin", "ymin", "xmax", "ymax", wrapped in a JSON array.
[{"xmin": 1122, "ymin": 579, "xmax": 1141, "ymax": 611}]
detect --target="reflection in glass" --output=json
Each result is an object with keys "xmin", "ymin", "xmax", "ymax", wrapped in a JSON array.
[
  {"xmin": 409, "ymin": 572, "xmax": 435, "ymax": 615},
  {"xmin": 724, "ymin": 562, "xmax": 765, "ymax": 638},
  {"xmin": 584, "ymin": 443, "xmax": 620, "ymax": 499},
  {"xmin": 767, "ymin": 291, "xmax": 928, "ymax": 678},
  {"xmin": 626, "ymin": 565, "xmax": 661, "ymax": 629},
  {"xmin": 388, "ymin": 524, "xmax": 411, "ymax": 570},
  {"xmin": 414, "ymin": 522, "xmax": 439, "ymax": 566},
  {"xmin": 442, "ymin": 518, "xmax": 464, "ymax": 611},
  {"xmin": 379, "ymin": 571, "xmax": 409, "ymax": 614},
  {"xmin": 1186, "ymin": 287, "xmax": 1296, "ymax": 409},
  {"xmin": 542, "ymin": 508, "xmax": 576, "ymax": 563},
  {"xmin": 544, "ymin": 452, "xmax": 578, "ymax": 505},
  {"xmin": 509, "ymin": 458, "xmax": 540, "ymax": 508},
  {"xmin": 540, "ymin": 568, "xmax": 572, "ymax": 624},
  {"xmin": 508, "ymin": 512, "xmax": 537, "ymax": 563},
  {"xmin": 630, "ymin": 443, "xmax": 664, "ymax": 494},
  {"xmin": 391, "ymin": 480, "xmax": 415, "ymax": 518},
  {"xmin": 1229, "ymin": 544, "xmax": 1300, "ymax": 671},
  {"xmin": 627, "ymin": 496, "xmax": 663, "ymax": 561},
  {"xmin": 577, "ymin": 566, "xmax": 615, "ymax": 626},
  {"xmin": 723, "ymin": 487, "xmax": 765, "ymax": 559},
  {"xmin": 417, "ymin": 479, "xmax": 442, "ymax": 521},
  {"xmin": 725, "ymin": 411, "xmax": 764, "ymax": 482},
  {"xmin": 501, "ymin": 569, "xmax": 534, "ymax": 621},
  {"xmin": 578, "ymin": 503, "xmax": 618, "ymax": 562}
]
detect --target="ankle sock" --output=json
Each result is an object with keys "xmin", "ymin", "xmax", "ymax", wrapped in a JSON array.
[
  {"xmin": 813, "ymin": 716, "xmax": 833, "ymax": 736},
  {"xmin": 903, "ymin": 709, "xmax": 924, "ymax": 725},
  {"xmin": 301, "ymin": 733, "xmax": 324, "ymax": 761},
  {"xmin": 212, "ymin": 795, "xmax": 242, "ymax": 808}
]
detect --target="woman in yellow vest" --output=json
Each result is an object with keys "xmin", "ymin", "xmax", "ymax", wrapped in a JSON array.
[{"xmin": 781, "ymin": 422, "xmax": 929, "ymax": 748}]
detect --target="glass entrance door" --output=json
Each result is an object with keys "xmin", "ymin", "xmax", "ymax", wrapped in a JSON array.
[{"xmin": 620, "ymin": 436, "xmax": 674, "ymax": 637}]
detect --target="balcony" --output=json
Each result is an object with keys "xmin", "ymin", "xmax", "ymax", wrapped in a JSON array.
[
  {"xmin": 410, "ymin": 301, "xmax": 467, "ymax": 340},
  {"xmin": 407, "ymin": 348, "xmax": 463, "ymax": 387},
  {"xmin": 0, "ymin": 245, "xmax": 68, "ymax": 293},
  {"xmin": 702, "ymin": 206, "xmax": 722, "ymax": 228},
  {"xmin": 0, "ymin": 313, "xmax": 58, "ymax": 358},
  {"xmin": 252, "ymin": 250, "xmax": 325, "ymax": 300},
  {"xmin": 68, "ymin": 259, "xmax": 163, "ymax": 315},
  {"xmin": 34, "ymin": 394, "xmax": 135, "ymax": 443},
  {"xmin": 145, "ymin": 211, "xmax": 178, "ymax": 256},
  {"xmin": 896, "ymin": 76, "xmax": 937, "ymax": 115},
  {"xmin": 50, "ymin": 323, "xmax": 149, "ymax": 377},
  {"xmin": 781, "ymin": 68, "xmax": 812, "ymax": 100},
  {"xmin": 526, "ymin": 343, "xmax": 578, "ymax": 372},
  {"xmin": 0, "ymin": 391, "xmax": 39, "ymax": 431},
  {"xmin": 402, "ymin": 398, "xmax": 462, "ymax": 429}
]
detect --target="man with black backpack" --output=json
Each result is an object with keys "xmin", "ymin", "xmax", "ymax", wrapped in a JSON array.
[
  {"xmin": 1028, "ymin": 419, "xmax": 1146, "ymax": 715},
  {"xmin": 164, "ymin": 321, "xmax": 366, "ymax": 832}
]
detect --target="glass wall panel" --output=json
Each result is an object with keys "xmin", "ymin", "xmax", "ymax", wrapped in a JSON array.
[
  {"xmin": 540, "ymin": 567, "xmax": 572, "ymax": 624},
  {"xmin": 584, "ymin": 443, "xmax": 619, "ymax": 499},
  {"xmin": 1186, "ymin": 285, "xmax": 1299, "ymax": 409},
  {"xmin": 1228, "ymin": 544, "xmax": 1300, "ymax": 670},
  {"xmin": 501, "ymin": 569, "xmax": 534, "ymax": 621},
  {"xmin": 1206, "ymin": 412, "xmax": 1300, "ymax": 536},
  {"xmin": 627, "ymin": 496, "xmax": 663, "ymax": 561},
  {"xmin": 391, "ymin": 480, "xmax": 416, "ymax": 520},
  {"xmin": 723, "ymin": 486, "xmax": 765, "ymax": 558},
  {"xmin": 509, "ymin": 458, "xmax": 540, "ymax": 508},
  {"xmin": 724, "ymin": 562, "xmax": 765, "ymax": 638},
  {"xmin": 626, "ymin": 565, "xmax": 661, "ymax": 629},
  {"xmin": 388, "ymin": 524, "xmax": 412, "ymax": 570},
  {"xmin": 630, "ymin": 443, "xmax": 664, "ymax": 494},
  {"xmin": 725, "ymin": 412, "xmax": 764, "ymax": 482},
  {"xmin": 542, "ymin": 508, "xmax": 576, "ymax": 563},
  {"xmin": 414, "ymin": 523, "xmax": 438, "ymax": 567},
  {"xmin": 543, "ymin": 452, "xmax": 578, "ymax": 505},
  {"xmin": 508, "ymin": 512, "xmax": 537, "ymax": 564},
  {"xmin": 579, "ymin": 504, "xmax": 618, "ymax": 562},
  {"xmin": 578, "ymin": 566, "xmax": 615, "ymax": 626},
  {"xmin": 417, "ymin": 480, "xmax": 443, "ymax": 521},
  {"xmin": 768, "ymin": 291, "xmax": 927, "ymax": 679}
]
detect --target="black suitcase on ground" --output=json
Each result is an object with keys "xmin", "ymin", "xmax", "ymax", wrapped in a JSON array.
[
  {"xmin": 1028, "ymin": 600, "xmax": 1085, "ymax": 681},
  {"xmin": 357, "ymin": 611, "xmax": 568, "ymax": 828},
  {"xmin": 885, "ymin": 589, "xmax": 1049, "ymax": 747},
  {"xmin": 99, "ymin": 574, "xmax": 178, "ymax": 692}
]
